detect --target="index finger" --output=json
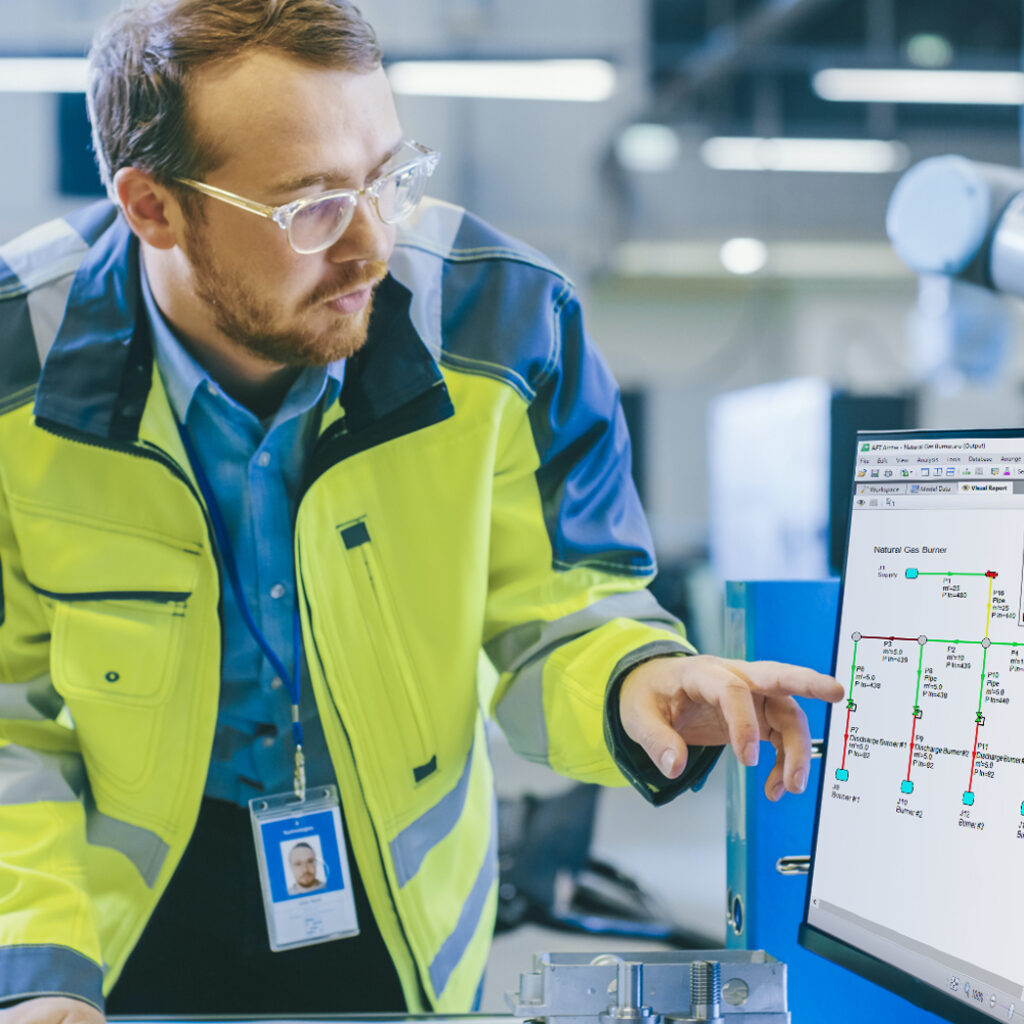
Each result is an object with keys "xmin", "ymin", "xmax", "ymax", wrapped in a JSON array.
[{"xmin": 723, "ymin": 659, "xmax": 844, "ymax": 702}]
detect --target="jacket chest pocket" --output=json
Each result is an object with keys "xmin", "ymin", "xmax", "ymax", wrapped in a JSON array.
[
  {"xmin": 337, "ymin": 520, "xmax": 439, "ymax": 784},
  {"xmin": 52, "ymin": 595, "xmax": 189, "ymax": 793}
]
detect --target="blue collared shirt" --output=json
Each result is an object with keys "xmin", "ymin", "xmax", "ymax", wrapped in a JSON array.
[{"xmin": 142, "ymin": 263, "xmax": 342, "ymax": 805}]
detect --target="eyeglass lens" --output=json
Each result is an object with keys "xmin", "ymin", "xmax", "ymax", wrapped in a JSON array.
[
  {"xmin": 287, "ymin": 161, "xmax": 431, "ymax": 254},
  {"xmin": 289, "ymin": 195, "xmax": 355, "ymax": 253}
]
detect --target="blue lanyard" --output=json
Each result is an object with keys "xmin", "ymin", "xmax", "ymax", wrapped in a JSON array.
[{"xmin": 176, "ymin": 421, "xmax": 307, "ymax": 800}]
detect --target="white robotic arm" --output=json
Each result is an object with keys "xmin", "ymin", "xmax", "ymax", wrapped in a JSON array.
[{"xmin": 887, "ymin": 154, "xmax": 1024, "ymax": 299}]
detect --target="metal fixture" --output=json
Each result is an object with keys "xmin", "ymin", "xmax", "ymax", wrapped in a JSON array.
[
  {"xmin": 775, "ymin": 855, "xmax": 811, "ymax": 876},
  {"xmin": 596, "ymin": 958, "xmax": 657, "ymax": 1024},
  {"xmin": 509, "ymin": 950, "xmax": 789, "ymax": 1022}
]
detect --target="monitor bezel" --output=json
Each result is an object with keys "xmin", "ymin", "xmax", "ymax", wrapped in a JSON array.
[{"xmin": 799, "ymin": 426, "xmax": 1024, "ymax": 1024}]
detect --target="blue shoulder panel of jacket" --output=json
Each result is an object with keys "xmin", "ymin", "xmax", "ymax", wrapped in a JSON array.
[
  {"xmin": 396, "ymin": 201, "xmax": 571, "ymax": 403},
  {"xmin": 395, "ymin": 200, "xmax": 656, "ymax": 578}
]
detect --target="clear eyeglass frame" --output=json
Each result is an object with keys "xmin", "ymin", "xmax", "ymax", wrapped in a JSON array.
[{"xmin": 174, "ymin": 139, "xmax": 440, "ymax": 254}]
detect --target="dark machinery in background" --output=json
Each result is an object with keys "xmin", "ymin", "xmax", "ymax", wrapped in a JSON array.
[{"xmin": 496, "ymin": 784, "xmax": 717, "ymax": 949}]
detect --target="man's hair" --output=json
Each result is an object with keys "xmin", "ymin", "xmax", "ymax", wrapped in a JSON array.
[
  {"xmin": 87, "ymin": 0, "xmax": 382, "ymax": 202},
  {"xmin": 289, "ymin": 842, "xmax": 315, "ymax": 857}
]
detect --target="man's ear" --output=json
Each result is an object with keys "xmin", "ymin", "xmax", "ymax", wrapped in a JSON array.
[{"xmin": 113, "ymin": 167, "xmax": 181, "ymax": 250}]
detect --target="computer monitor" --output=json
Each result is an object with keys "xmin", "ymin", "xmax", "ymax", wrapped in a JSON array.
[{"xmin": 800, "ymin": 428, "xmax": 1024, "ymax": 1024}]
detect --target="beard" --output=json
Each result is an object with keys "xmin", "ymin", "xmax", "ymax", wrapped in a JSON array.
[{"xmin": 183, "ymin": 219, "xmax": 387, "ymax": 367}]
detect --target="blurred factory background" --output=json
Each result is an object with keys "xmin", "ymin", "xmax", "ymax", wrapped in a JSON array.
[{"xmin": 5, "ymin": 0, "xmax": 1024, "ymax": 1002}]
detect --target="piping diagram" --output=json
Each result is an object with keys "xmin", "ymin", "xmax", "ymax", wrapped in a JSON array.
[
  {"xmin": 836, "ymin": 568, "xmax": 1024, "ymax": 813},
  {"xmin": 827, "ymin": 530, "xmax": 1024, "ymax": 839}
]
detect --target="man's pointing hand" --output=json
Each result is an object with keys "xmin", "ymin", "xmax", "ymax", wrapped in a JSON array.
[{"xmin": 619, "ymin": 655, "xmax": 845, "ymax": 800}]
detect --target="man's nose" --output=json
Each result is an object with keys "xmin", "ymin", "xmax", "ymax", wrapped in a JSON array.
[{"xmin": 327, "ymin": 194, "xmax": 394, "ymax": 265}]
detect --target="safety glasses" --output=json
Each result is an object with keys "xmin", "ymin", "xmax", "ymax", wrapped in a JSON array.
[{"xmin": 175, "ymin": 140, "xmax": 440, "ymax": 254}]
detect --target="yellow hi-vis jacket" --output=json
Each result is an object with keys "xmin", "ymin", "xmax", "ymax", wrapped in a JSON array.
[{"xmin": 0, "ymin": 199, "xmax": 695, "ymax": 1011}]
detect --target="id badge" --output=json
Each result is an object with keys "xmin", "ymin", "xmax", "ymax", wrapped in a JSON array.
[{"xmin": 249, "ymin": 785, "xmax": 360, "ymax": 951}]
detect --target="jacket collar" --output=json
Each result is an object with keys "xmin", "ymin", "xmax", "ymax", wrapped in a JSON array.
[{"xmin": 34, "ymin": 203, "xmax": 445, "ymax": 443}]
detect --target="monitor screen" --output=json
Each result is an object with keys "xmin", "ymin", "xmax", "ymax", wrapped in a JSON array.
[{"xmin": 801, "ymin": 428, "xmax": 1024, "ymax": 1024}]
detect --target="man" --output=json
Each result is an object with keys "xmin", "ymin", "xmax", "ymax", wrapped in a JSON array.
[
  {"xmin": 286, "ymin": 843, "xmax": 325, "ymax": 895},
  {"xmin": 0, "ymin": 0, "xmax": 843, "ymax": 1020}
]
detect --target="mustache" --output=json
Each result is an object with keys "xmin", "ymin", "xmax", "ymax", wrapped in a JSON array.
[{"xmin": 306, "ymin": 260, "xmax": 389, "ymax": 307}]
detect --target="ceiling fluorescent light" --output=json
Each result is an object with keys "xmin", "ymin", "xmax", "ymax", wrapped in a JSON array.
[
  {"xmin": 387, "ymin": 60, "xmax": 616, "ymax": 102},
  {"xmin": 616, "ymin": 124, "xmax": 680, "ymax": 172},
  {"xmin": 700, "ymin": 136, "xmax": 909, "ymax": 173},
  {"xmin": 0, "ymin": 57, "xmax": 88, "ymax": 93},
  {"xmin": 720, "ymin": 237, "xmax": 768, "ymax": 275},
  {"xmin": 813, "ymin": 68, "xmax": 1024, "ymax": 105},
  {"xmin": 615, "ymin": 240, "xmax": 908, "ymax": 280}
]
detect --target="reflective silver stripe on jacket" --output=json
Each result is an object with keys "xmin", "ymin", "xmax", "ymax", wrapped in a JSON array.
[
  {"xmin": 26, "ymin": 275, "xmax": 76, "ymax": 367},
  {"xmin": 490, "ymin": 591, "xmax": 691, "ymax": 762},
  {"xmin": 490, "ymin": 658, "xmax": 548, "ymax": 762},
  {"xmin": 390, "ymin": 739, "xmax": 475, "ymax": 887},
  {"xmin": 428, "ymin": 808, "xmax": 498, "ymax": 997},
  {"xmin": 0, "ymin": 743, "xmax": 168, "ymax": 887},
  {"xmin": 0, "ymin": 743, "xmax": 83, "ymax": 804},
  {"xmin": 0, "ymin": 215, "xmax": 88, "ymax": 297},
  {"xmin": 486, "ymin": 590, "xmax": 684, "ymax": 674},
  {"xmin": 84, "ymin": 790, "xmax": 169, "ymax": 888},
  {"xmin": 0, "ymin": 675, "xmax": 62, "ymax": 721}
]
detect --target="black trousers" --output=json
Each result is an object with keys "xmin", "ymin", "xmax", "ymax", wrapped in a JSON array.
[{"xmin": 106, "ymin": 797, "xmax": 407, "ymax": 1014}]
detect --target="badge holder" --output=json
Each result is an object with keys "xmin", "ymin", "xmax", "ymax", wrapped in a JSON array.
[{"xmin": 250, "ymin": 784, "xmax": 360, "ymax": 951}]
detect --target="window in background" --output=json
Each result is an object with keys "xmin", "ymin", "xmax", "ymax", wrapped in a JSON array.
[{"xmin": 58, "ymin": 92, "xmax": 104, "ymax": 197}]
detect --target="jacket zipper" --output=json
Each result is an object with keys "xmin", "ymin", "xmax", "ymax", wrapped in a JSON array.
[
  {"xmin": 296, "ymin": 413, "xmax": 423, "ymax": 997},
  {"xmin": 297, "ymin": 563, "xmax": 430, "ymax": 1010},
  {"xmin": 342, "ymin": 531, "xmax": 436, "ymax": 774}
]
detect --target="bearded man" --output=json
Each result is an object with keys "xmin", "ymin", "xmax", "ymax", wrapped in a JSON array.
[
  {"xmin": 0, "ymin": 1, "xmax": 842, "ymax": 1020},
  {"xmin": 287, "ymin": 843, "xmax": 325, "ymax": 894}
]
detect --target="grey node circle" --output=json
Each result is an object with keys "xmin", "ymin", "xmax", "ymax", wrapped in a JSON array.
[
  {"xmin": 851, "ymin": 632, "xmax": 862, "ymax": 642},
  {"xmin": 982, "ymin": 638, "xmax": 991, "ymax": 649},
  {"xmin": 918, "ymin": 635, "xmax": 927, "ymax": 645}
]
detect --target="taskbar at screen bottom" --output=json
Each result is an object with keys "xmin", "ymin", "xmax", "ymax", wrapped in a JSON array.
[{"xmin": 798, "ymin": 922, "xmax": 1014, "ymax": 1024}]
